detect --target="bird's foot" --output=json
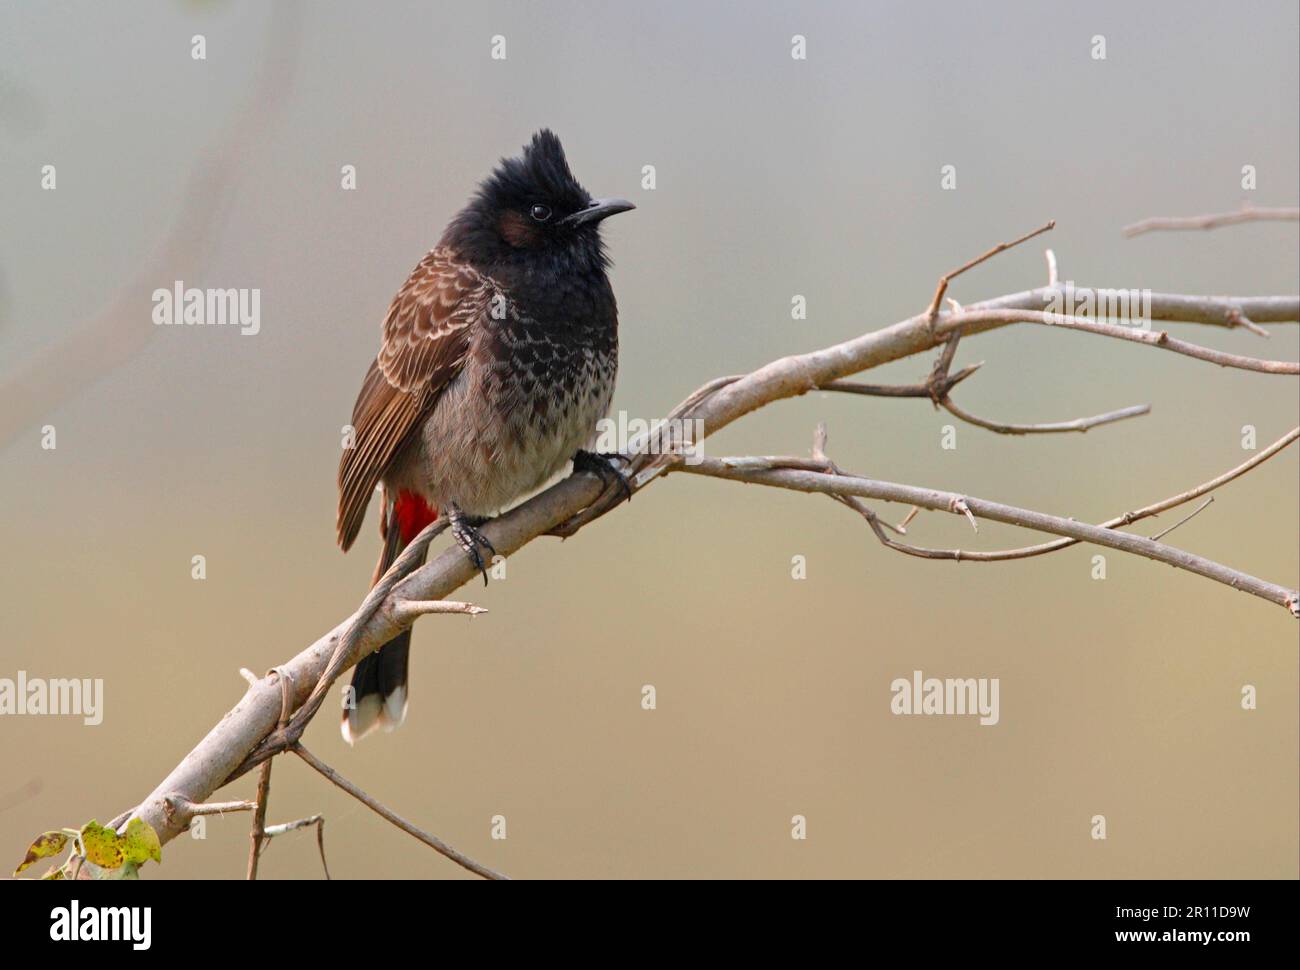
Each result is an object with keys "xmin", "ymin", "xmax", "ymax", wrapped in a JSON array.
[
  {"xmin": 447, "ymin": 504, "xmax": 496, "ymax": 586},
  {"xmin": 573, "ymin": 450, "xmax": 633, "ymax": 506}
]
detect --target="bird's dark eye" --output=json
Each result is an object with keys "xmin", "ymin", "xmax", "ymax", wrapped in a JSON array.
[{"xmin": 529, "ymin": 204, "xmax": 552, "ymax": 222}]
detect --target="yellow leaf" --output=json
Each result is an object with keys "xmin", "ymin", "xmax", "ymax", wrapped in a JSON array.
[
  {"xmin": 14, "ymin": 831, "xmax": 68, "ymax": 876},
  {"xmin": 121, "ymin": 818, "xmax": 162, "ymax": 866},
  {"xmin": 79, "ymin": 821, "xmax": 125, "ymax": 869}
]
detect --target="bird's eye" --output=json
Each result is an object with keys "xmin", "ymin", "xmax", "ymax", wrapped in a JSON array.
[{"xmin": 529, "ymin": 204, "xmax": 552, "ymax": 222}]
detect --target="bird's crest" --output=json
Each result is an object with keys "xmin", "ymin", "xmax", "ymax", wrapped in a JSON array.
[{"xmin": 480, "ymin": 129, "xmax": 589, "ymax": 209}]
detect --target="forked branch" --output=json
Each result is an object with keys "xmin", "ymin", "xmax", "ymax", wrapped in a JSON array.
[{"xmin": 90, "ymin": 221, "xmax": 1298, "ymax": 880}]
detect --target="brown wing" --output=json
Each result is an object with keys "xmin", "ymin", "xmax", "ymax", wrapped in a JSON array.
[{"xmin": 336, "ymin": 247, "xmax": 493, "ymax": 550}]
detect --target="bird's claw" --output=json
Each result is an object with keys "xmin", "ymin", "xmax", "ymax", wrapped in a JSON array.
[
  {"xmin": 573, "ymin": 450, "xmax": 633, "ymax": 506},
  {"xmin": 449, "ymin": 508, "xmax": 496, "ymax": 586}
]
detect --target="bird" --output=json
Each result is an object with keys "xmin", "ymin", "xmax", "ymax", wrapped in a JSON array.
[{"xmin": 336, "ymin": 130, "xmax": 634, "ymax": 744}]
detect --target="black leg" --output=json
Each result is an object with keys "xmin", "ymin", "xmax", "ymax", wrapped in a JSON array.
[
  {"xmin": 572, "ymin": 450, "xmax": 633, "ymax": 506},
  {"xmin": 447, "ymin": 503, "xmax": 496, "ymax": 586}
]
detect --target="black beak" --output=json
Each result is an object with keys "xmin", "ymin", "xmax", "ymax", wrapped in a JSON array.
[{"xmin": 562, "ymin": 197, "xmax": 636, "ymax": 227}]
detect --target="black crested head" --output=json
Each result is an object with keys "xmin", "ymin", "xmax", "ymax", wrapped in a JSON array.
[
  {"xmin": 442, "ymin": 130, "xmax": 634, "ymax": 276},
  {"xmin": 489, "ymin": 129, "xmax": 591, "ymax": 216}
]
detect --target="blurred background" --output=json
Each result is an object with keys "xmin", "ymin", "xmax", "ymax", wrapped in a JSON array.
[{"xmin": 1, "ymin": 0, "xmax": 1296, "ymax": 879}]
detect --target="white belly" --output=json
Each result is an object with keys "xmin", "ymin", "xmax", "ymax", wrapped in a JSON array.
[{"xmin": 390, "ymin": 352, "xmax": 615, "ymax": 517}]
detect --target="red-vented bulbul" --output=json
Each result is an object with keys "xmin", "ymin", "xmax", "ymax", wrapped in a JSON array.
[{"xmin": 337, "ymin": 130, "xmax": 634, "ymax": 743}]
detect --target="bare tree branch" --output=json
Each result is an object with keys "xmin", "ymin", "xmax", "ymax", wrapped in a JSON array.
[
  {"xmin": 1226, "ymin": 308, "xmax": 1271, "ymax": 338},
  {"xmin": 817, "ymin": 361, "xmax": 983, "ymax": 398},
  {"xmin": 293, "ymin": 744, "xmax": 507, "ymax": 881},
  {"xmin": 1123, "ymin": 202, "xmax": 1300, "ymax": 237},
  {"xmin": 942, "ymin": 308, "xmax": 1298, "ymax": 375},
  {"xmin": 874, "ymin": 427, "xmax": 1299, "ymax": 563},
  {"xmin": 1149, "ymin": 497, "xmax": 1214, "ymax": 542},
  {"xmin": 938, "ymin": 397, "xmax": 1151, "ymax": 435},
  {"xmin": 247, "ymin": 668, "xmax": 293, "ymax": 880},
  {"xmin": 392, "ymin": 599, "xmax": 488, "ymax": 622},
  {"xmin": 674, "ymin": 424, "xmax": 1297, "ymax": 573},
  {"xmin": 926, "ymin": 221, "xmax": 1056, "ymax": 322},
  {"xmin": 163, "ymin": 798, "xmax": 256, "ymax": 821},
  {"xmin": 673, "ymin": 457, "xmax": 1299, "ymax": 616},
  {"xmin": 260, "ymin": 814, "xmax": 330, "ymax": 880},
  {"xmin": 556, "ymin": 290, "xmax": 1298, "ymax": 537},
  {"xmin": 820, "ymin": 360, "xmax": 1152, "ymax": 436},
  {"xmin": 262, "ymin": 814, "xmax": 322, "ymax": 837},
  {"xmin": 96, "ymin": 264, "xmax": 1298, "ymax": 878}
]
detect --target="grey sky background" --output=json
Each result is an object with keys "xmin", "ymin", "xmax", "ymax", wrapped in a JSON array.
[{"xmin": 1, "ymin": 1, "xmax": 1296, "ymax": 878}]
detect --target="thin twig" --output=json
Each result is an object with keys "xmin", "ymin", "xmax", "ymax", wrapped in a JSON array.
[
  {"xmin": 293, "ymin": 744, "xmax": 507, "ymax": 881},
  {"xmin": 1123, "ymin": 203, "xmax": 1300, "ymax": 237},
  {"xmin": 808, "ymin": 425, "xmax": 907, "ymax": 537},
  {"xmin": 938, "ymin": 396, "xmax": 1150, "ymax": 435},
  {"xmin": 246, "ymin": 769, "xmax": 272, "ymax": 881},
  {"xmin": 261, "ymin": 814, "xmax": 330, "ymax": 880},
  {"xmin": 928, "ymin": 261, "xmax": 1155, "ymax": 436},
  {"xmin": 812, "ymin": 426, "xmax": 926, "ymax": 543},
  {"xmin": 950, "ymin": 497, "xmax": 979, "ymax": 533},
  {"xmin": 246, "ymin": 669, "xmax": 293, "ymax": 880},
  {"xmin": 841, "ymin": 427, "xmax": 1298, "ymax": 564},
  {"xmin": 817, "ymin": 362, "xmax": 983, "ymax": 398},
  {"xmin": 229, "ymin": 521, "xmax": 448, "ymax": 780},
  {"xmin": 263, "ymin": 815, "xmax": 322, "ymax": 837},
  {"xmin": 673, "ymin": 457, "xmax": 1300, "ymax": 616},
  {"xmin": 942, "ymin": 308, "xmax": 1298, "ymax": 374},
  {"xmin": 927, "ymin": 330, "xmax": 964, "ymax": 397},
  {"xmin": 701, "ymin": 431, "xmax": 1296, "ymax": 567},
  {"xmin": 1226, "ymin": 308, "xmax": 1270, "ymax": 339},
  {"xmin": 392, "ymin": 599, "xmax": 487, "ymax": 622},
  {"xmin": 164, "ymin": 797, "xmax": 256, "ymax": 820},
  {"xmin": 926, "ymin": 221, "xmax": 1055, "ymax": 322},
  {"xmin": 1150, "ymin": 497, "xmax": 1215, "ymax": 542}
]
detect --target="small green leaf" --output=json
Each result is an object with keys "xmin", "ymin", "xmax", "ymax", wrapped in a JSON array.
[
  {"xmin": 79, "ymin": 821, "xmax": 124, "ymax": 870},
  {"xmin": 14, "ymin": 831, "xmax": 68, "ymax": 876},
  {"xmin": 121, "ymin": 818, "xmax": 162, "ymax": 866},
  {"xmin": 40, "ymin": 864, "xmax": 65, "ymax": 880}
]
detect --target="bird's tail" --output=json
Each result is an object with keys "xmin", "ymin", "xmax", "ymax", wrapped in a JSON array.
[{"xmin": 341, "ymin": 489, "xmax": 438, "ymax": 744}]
